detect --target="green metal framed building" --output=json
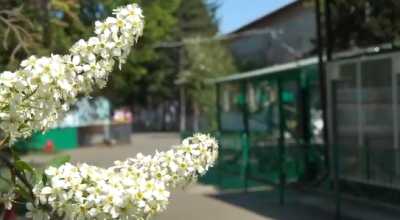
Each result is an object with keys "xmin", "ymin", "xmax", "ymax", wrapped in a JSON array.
[
  {"xmin": 210, "ymin": 57, "xmax": 327, "ymax": 202},
  {"xmin": 207, "ymin": 50, "xmax": 400, "ymax": 216}
]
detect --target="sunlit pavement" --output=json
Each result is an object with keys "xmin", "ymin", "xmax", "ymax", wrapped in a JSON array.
[{"xmin": 23, "ymin": 133, "xmax": 365, "ymax": 220}]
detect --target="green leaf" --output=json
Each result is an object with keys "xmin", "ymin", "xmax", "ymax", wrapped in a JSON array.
[
  {"xmin": 42, "ymin": 171, "xmax": 48, "ymax": 185},
  {"xmin": 15, "ymin": 160, "xmax": 34, "ymax": 174},
  {"xmin": 15, "ymin": 184, "xmax": 30, "ymax": 200},
  {"xmin": 0, "ymin": 174, "xmax": 11, "ymax": 185},
  {"xmin": 10, "ymin": 147, "xmax": 21, "ymax": 161},
  {"xmin": 48, "ymin": 155, "xmax": 71, "ymax": 168},
  {"xmin": 32, "ymin": 168, "xmax": 45, "ymax": 185}
]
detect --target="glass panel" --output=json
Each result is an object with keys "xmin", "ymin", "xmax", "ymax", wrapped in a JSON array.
[
  {"xmin": 304, "ymin": 72, "xmax": 326, "ymax": 181},
  {"xmin": 219, "ymin": 82, "xmax": 245, "ymax": 132},
  {"xmin": 334, "ymin": 59, "xmax": 396, "ymax": 185},
  {"xmin": 309, "ymin": 77, "xmax": 324, "ymax": 145},
  {"xmin": 247, "ymin": 79, "xmax": 280, "ymax": 184},
  {"xmin": 396, "ymin": 75, "xmax": 400, "ymax": 184},
  {"xmin": 334, "ymin": 63, "xmax": 363, "ymax": 179},
  {"xmin": 247, "ymin": 80, "xmax": 280, "ymax": 143},
  {"xmin": 281, "ymin": 79, "xmax": 302, "ymax": 144},
  {"xmin": 361, "ymin": 58, "xmax": 394, "ymax": 185},
  {"xmin": 217, "ymin": 82, "xmax": 245, "ymax": 176},
  {"xmin": 281, "ymin": 79, "xmax": 307, "ymax": 183}
]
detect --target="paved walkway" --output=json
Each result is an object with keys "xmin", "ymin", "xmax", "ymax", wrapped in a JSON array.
[{"xmin": 23, "ymin": 133, "xmax": 386, "ymax": 220}]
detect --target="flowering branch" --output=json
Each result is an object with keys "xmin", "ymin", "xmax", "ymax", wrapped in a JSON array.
[
  {"xmin": 31, "ymin": 134, "xmax": 218, "ymax": 220},
  {"xmin": 0, "ymin": 3, "xmax": 219, "ymax": 220},
  {"xmin": 0, "ymin": 4, "xmax": 144, "ymax": 144}
]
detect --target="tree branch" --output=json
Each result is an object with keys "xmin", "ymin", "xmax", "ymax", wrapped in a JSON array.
[
  {"xmin": 0, "ymin": 136, "xmax": 9, "ymax": 152},
  {"xmin": 0, "ymin": 152, "xmax": 34, "ymax": 199}
]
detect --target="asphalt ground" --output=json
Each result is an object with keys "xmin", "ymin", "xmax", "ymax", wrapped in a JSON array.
[{"xmin": 23, "ymin": 133, "xmax": 394, "ymax": 220}]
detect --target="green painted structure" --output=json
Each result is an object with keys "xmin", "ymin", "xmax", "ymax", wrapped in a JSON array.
[
  {"xmin": 208, "ymin": 57, "xmax": 327, "ymax": 203},
  {"xmin": 17, "ymin": 127, "xmax": 78, "ymax": 151}
]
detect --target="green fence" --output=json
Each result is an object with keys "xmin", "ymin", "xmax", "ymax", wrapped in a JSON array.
[{"xmin": 202, "ymin": 58, "xmax": 328, "ymax": 203}]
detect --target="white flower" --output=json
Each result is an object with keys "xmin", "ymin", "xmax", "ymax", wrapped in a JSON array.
[
  {"xmin": 1, "ymin": 190, "xmax": 15, "ymax": 210},
  {"xmin": 21, "ymin": 56, "xmax": 38, "ymax": 69},
  {"xmin": 26, "ymin": 203, "xmax": 50, "ymax": 220},
  {"xmin": 72, "ymin": 55, "xmax": 81, "ymax": 66}
]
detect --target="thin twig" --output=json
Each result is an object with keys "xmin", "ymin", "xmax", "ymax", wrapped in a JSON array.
[
  {"xmin": 0, "ymin": 6, "xmax": 35, "ymax": 63},
  {"xmin": 0, "ymin": 136, "xmax": 9, "ymax": 152},
  {"xmin": 0, "ymin": 153, "xmax": 34, "ymax": 199}
]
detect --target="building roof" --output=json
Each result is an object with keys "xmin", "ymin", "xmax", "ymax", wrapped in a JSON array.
[
  {"xmin": 210, "ymin": 57, "xmax": 318, "ymax": 84},
  {"xmin": 230, "ymin": 0, "xmax": 305, "ymax": 34}
]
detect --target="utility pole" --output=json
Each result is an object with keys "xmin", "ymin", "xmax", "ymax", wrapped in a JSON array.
[
  {"xmin": 178, "ymin": 47, "xmax": 187, "ymax": 133},
  {"xmin": 315, "ymin": 0, "xmax": 330, "ymax": 179},
  {"xmin": 325, "ymin": 0, "xmax": 333, "ymax": 60},
  {"xmin": 319, "ymin": 0, "xmax": 340, "ymax": 219}
]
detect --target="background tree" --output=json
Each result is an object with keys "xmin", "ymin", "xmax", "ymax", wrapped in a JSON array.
[
  {"xmin": 310, "ymin": 0, "xmax": 400, "ymax": 53},
  {"xmin": 330, "ymin": 0, "xmax": 400, "ymax": 51},
  {"xmin": 101, "ymin": 0, "xmax": 182, "ymax": 107},
  {"xmin": 179, "ymin": 41, "xmax": 236, "ymax": 131},
  {"xmin": 0, "ymin": 0, "xmax": 237, "ymax": 132},
  {"xmin": 102, "ymin": 0, "xmax": 236, "ymax": 132},
  {"xmin": 0, "ymin": 5, "xmax": 39, "ymax": 70},
  {"xmin": 175, "ymin": 0, "xmax": 236, "ymax": 131},
  {"xmin": 0, "ymin": 0, "xmax": 89, "ymax": 70}
]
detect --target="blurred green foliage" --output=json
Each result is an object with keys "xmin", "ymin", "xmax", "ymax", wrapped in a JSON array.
[
  {"xmin": 330, "ymin": 0, "xmax": 400, "ymax": 50},
  {"xmin": 0, "ymin": 0, "xmax": 88, "ymax": 70},
  {"xmin": 309, "ymin": 0, "xmax": 400, "ymax": 51},
  {"xmin": 176, "ymin": 0, "xmax": 236, "ymax": 131},
  {"xmin": 0, "ymin": 0, "xmax": 236, "ymax": 124},
  {"xmin": 101, "ymin": 0, "xmax": 183, "ymax": 106},
  {"xmin": 181, "ymin": 41, "xmax": 236, "ymax": 131}
]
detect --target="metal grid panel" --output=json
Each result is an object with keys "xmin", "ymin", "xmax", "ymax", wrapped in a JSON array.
[
  {"xmin": 328, "ymin": 53, "xmax": 400, "ymax": 189},
  {"xmin": 213, "ymin": 62, "xmax": 326, "ymax": 193}
]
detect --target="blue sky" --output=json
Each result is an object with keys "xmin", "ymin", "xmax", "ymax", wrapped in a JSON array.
[{"xmin": 210, "ymin": 0, "xmax": 295, "ymax": 34}]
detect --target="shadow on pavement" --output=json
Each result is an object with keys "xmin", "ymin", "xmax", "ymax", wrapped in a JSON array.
[{"xmin": 208, "ymin": 189, "xmax": 357, "ymax": 220}]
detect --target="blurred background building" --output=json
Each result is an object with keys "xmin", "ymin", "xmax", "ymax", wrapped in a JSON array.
[{"xmin": 228, "ymin": 0, "xmax": 316, "ymax": 70}]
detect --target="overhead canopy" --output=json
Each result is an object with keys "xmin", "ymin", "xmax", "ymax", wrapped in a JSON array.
[{"xmin": 210, "ymin": 57, "xmax": 318, "ymax": 84}]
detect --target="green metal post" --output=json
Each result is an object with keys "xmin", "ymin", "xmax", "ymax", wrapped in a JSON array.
[
  {"xmin": 315, "ymin": 0, "xmax": 331, "ymax": 173},
  {"xmin": 365, "ymin": 142, "xmax": 371, "ymax": 180},
  {"xmin": 333, "ymin": 143, "xmax": 341, "ymax": 220},
  {"xmin": 301, "ymin": 72, "xmax": 312, "ymax": 181},
  {"xmin": 216, "ymin": 83, "xmax": 222, "ymax": 132},
  {"xmin": 241, "ymin": 133, "xmax": 249, "ymax": 191},
  {"xmin": 241, "ymin": 81, "xmax": 250, "ymax": 192},
  {"xmin": 332, "ymin": 81, "xmax": 341, "ymax": 220},
  {"xmin": 216, "ymin": 83, "xmax": 223, "ymax": 187},
  {"xmin": 277, "ymin": 79, "xmax": 286, "ymax": 205}
]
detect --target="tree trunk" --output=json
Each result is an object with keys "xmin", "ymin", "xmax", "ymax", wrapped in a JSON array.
[
  {"xmin": 192, "ymin": 101, "xmax": 200, "ymax": 132},
  {"xmin": 179, "ymin": 87, "xmax": 186, "ymax": 132},
  {"xmin": 161, "ymin": 102, "xmax": 166, "ymax": 131},
  {"xmin": 39, "ymin": 0, "xmax": 51, "ymax": 48}
]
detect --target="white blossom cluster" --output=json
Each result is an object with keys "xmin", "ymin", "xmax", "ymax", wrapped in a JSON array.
[
  {"xmin": 0, "ymin": 4, "xmax": 144, "ymax": 143},
  {"xmin": 30, "ymin": 134, "xmax": 218, "ymax": 220},
  {"xmin": 0, "ymin": 3, "xmax": 220, "ymax": 219}
]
